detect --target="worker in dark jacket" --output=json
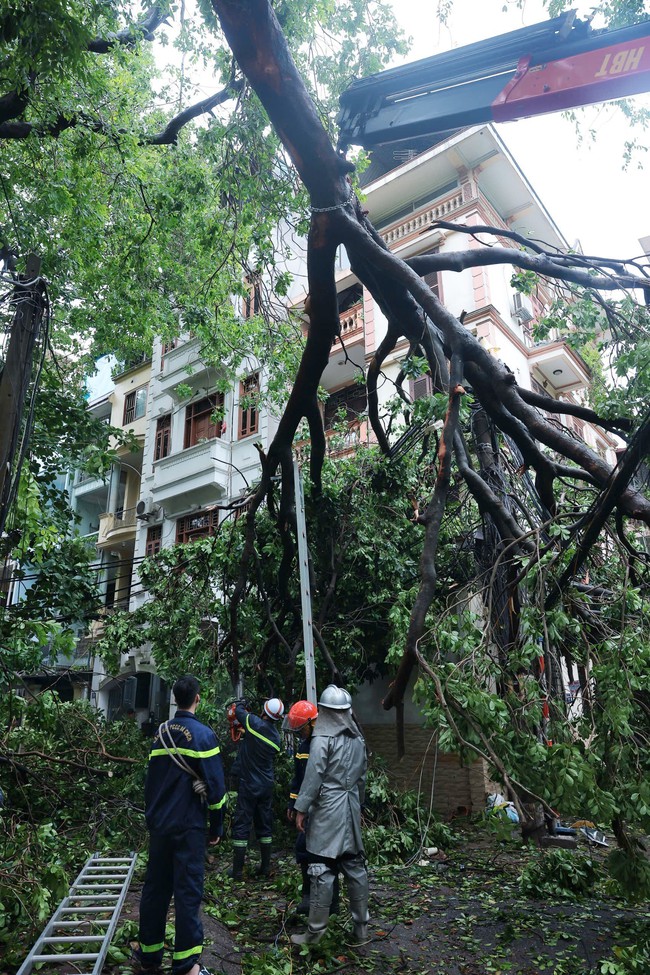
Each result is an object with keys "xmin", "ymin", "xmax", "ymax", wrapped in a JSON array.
[
  {"xmin": 286, "ymin": 700, "xmax": 317, "ymax": 912},
  {"xmin": 134, "ymin": 675, "xmax": 226, "ymax": 975},
  {"xmin": 229, "ymin": 697, "xmax": 284, "ymax": 880}
]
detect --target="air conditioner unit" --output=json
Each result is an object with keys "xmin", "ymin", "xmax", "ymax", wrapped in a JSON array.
[
  {"xmin": 136, "ymin": 498, "xmax": 160, "ymax": 521},
  {"xmin": 512, "ymin": 292, "xmax": 534, "ymax": 323}
]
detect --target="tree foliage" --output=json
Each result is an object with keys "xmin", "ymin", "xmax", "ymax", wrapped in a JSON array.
[
  {"xmin": 189, "ymin": 0, "xmax": 650, "ymax": 895},
  {"xmin": 2, "ymin": 0, "xmax": 650, "ymax": 932}
]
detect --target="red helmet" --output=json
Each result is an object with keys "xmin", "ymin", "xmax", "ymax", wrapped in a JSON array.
[{"xmin": 286, "ymin": 700, "xmax": 318, "ymax": 731}]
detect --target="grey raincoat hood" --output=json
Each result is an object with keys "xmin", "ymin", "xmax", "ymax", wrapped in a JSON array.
[{"xmin": 312, "ymin": 706, "xmax": 360, "ymax": 737}]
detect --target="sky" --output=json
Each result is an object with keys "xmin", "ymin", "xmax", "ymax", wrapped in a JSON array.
[{"xmin": 387, "ymin": 0, "xmax": 650, "ymax": 259}]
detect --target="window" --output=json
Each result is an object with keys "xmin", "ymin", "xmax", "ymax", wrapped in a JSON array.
[
  {"xmin": 145, "ymin": 525, "xmax": 162, "ymax": 556},
  {"xmin": 176, "ymin": 508, "xmax": 219, "ymax": 545},
  {"xmin": 239, "ymin": 373, "xmax": 260, "ymax": 438},
  {"xmin": 0, "ymin": 560, "xmax": 16, "ymax": 609},
  {"xmin": 572, "ymin": 418, "xmax": 585, "ymax": 440},
  {"xmin": 324, "ymin": 383, "xmax": 367, "ymax": 430},
  {"xmin": 243, "ymin": 275, "xmax": 262, "ymax": 319},
  {"xmin": 410, "ymin": 374, "xmax": 433, "ymax": 401},
  {"xmin": 123, "ymin": 386, "xmax": 147, "ymax": 424},
  {"xmin": 184, "ymin": 394, "xmax": 225, "ymax": 449},
  {"xmin": 420, "ymin": 248, "xmax": 440, "ymax": 300},
  {"xmin": 161, "ymin": 339, "xmax": 177, "ymax": 356},
  {"xmin": 154, "ymin": 414, "xmax": 171, "ymax": 461}
]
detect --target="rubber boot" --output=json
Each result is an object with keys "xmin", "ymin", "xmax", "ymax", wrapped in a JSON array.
[
  {"xmin": 350, "ymin": 897, "xmax": 370, "ymax": 943},
  {"xmin": 256, "ymin": 843, "xmax": 272, "ymax": 878},
  {"xmin": 228, "ymin": 845, "xmax": 246, "ymax": 881},
  {"xmin": 290, "ymin": 907, "xmax": 330, "ymax": 945},
  {"xmin": 329, "ymin": 874, "xmax": 340, "ymax": 917},
  {"xmin": 297, "ymin": 862, "xmax": 310, "ymax": 914}
]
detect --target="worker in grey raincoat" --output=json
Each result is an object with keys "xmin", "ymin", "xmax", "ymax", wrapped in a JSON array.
[{"xmin": 290, "ymin": 685, "xmax": 369, "ymax": 945}]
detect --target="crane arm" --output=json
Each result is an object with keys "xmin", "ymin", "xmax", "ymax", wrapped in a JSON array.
[{"xmin": 338, "ymin": 11, "xmax": 650, "ymax": 149}]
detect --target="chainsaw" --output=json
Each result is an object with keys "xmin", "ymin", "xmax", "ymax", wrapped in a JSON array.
[{"xmin": 225, "ymin": 699, "xmax": 250, "ymax": 742}]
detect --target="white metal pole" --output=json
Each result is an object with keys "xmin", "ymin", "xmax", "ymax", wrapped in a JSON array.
[{"xmin": 293, "ymin": 459, "xmax": 317, "ymax": 705}]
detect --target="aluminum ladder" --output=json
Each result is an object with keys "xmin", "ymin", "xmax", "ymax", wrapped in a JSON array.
[{"xmin": 16, "ymin": 852, "xmax": 137, "ymax": 975}]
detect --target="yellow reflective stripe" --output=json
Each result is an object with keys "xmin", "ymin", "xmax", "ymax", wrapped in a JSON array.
[
  {"xmin": 245, "ymin": 715, "xmax": 281, "ymax": 752},
  {"xmin": 140, "ymin": 942, "xmax": 164, "ymax": 954},
  {"xmin": 208, "ymin": 795, "xmax": 227, "ymax": 811},
  {"xmin": 289, "ymin": 792, "xmax": 298, "ymax": 799},
  {"xmin": 296, "ymin": 753, "xmax": 309, "ymax": 759},
  {"xmin": 172, "ymin": 945, "xmax": 202, "ymax": 961},
  {"xmin": 150, "ymin": 746, "xmax": 221, "ymax": 759}
]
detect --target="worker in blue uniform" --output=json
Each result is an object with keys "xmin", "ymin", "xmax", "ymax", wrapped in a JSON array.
[
  {"xmin": 285, "ymin": 700, "xmax": 341, "ymax": 916},
  {"xmin": 133, "ymin": 675, "xmax": 226, "ymax": 975},
  {"xmin": 229, "ymin": 697, "xmax": 284, "ymax": 880}
]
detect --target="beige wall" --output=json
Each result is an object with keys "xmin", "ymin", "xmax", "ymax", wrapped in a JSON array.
[{"xmin": 364, "ymin": 723, "xmax": 496, "ymax": 816}]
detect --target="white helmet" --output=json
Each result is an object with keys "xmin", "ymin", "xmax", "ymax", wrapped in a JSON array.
[
  {"xmin": 318, "ymin": 685, "xmax": 352, "ymax": 710},
  {"xmin": 263, "ymin": 697, "xmax": 284, "ymax": 721}
]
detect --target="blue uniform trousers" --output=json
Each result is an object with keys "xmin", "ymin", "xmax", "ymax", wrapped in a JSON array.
[
  {"xmin": 138, "ymin": 828, "xmax": 205, "ymax": 975},
  {"xmin": 232, "ymin": 786, "xmax": 273, "ymax": 845}
]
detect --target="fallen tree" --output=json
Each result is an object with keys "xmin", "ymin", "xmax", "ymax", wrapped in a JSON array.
[{"xmin": 203, "ymin": 0, "xmax": 650, "ymax": 888}]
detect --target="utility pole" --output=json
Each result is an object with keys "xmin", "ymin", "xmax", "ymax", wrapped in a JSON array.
[
  {"xmin": 293, "ymin": 459, "xmax": 317, "ymax": 705},
  {"xmin": 0, "ymin": 254, "xmax": 45, "ymax": 537}
]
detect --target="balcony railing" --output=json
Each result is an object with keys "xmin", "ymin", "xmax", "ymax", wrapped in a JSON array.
[
  {"xmin": 100, "ymin": 507, "xmax": 137, "ymax": 539},
  {"xmin": 339, "ymin": 302, "xmax": 364, "ymax": 339},
  {"xmin": 326, "ymin": 420, "xmax": 368, "ymax": 457},
  {"xmin": 379, "ymin": 187, "xmax": 467, "ymax": 249}
]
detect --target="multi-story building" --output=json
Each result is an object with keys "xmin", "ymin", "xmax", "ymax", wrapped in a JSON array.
[
  {"xmin": 281, "ymin": 123, "xmax": 618, "ymax": 812},
  {"xmin": 66, "ymin": 355, "xmax": 175, "ymax": 722},
  {"xmin": 286, "ymin": 123, "xmax": 617, "ymax": 467},
  {"xmin": 131, "ymin": 337, "xmax": 276, "ymax": 587},
  {"xmin": 57, "ymin": 122, "xmax": 616, "ymax": 808}
]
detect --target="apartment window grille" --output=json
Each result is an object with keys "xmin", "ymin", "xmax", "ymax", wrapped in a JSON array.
[
  {"xmin": 531, "ymin": 377, "xmax": 549, "ymax": 398},
  {"xmin": 243, "ymin": 275, "xmax": 262, "ymax": 319},
  {"xmin": 123, "ymin": 386, "xmax": 148, "ymax": 424},
  {"xmin": 184, "ymin": 394, "xmax": 225, "ymax": 449},
  {"xmin": 324, "ymin": 383, "xmax": 367, "ymax": 430},
  {"xmin": 420, "ymin": 247, "xmax": 440, "ymax": 299},
  {"xmin": 572, "ymin": 418, "xmax": 585, "ymax": 440},
  {"xmin": 154, "ymin": 414, "xmax": 171, "ymax": 461},
  {"xmin": 409, "ymin": 374, "xmax": 433, "ymax": 401},
  {"xmin": 161, "ymin": 339, "xmax": 177, "ymax": 356},
  {"xmin": 0, "ymin": 561, "xmax": 16, "ymax": 609},
  {"xmin": 239, "ymin": 373, "xmax": 260, "ymax": 439},
  {"xmin": 145, "ymin": 525, "xmax": 162, "ymax": 556},
  {"xmin": 176, "ymin": 508, "xmax": 219, "ymax": 545}
]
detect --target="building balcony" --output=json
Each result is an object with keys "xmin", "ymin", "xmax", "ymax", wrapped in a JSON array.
[
  {"xmin": 98, "ymin": 507, "xmax": 137, "ymax": 547},
  {"xmin": 155, "ymin": 337, "xmax": 212, "ymax": 397},
  {"xmin": 295, "ymin": 420, "xmax": 370, "ymax": 463},
  {"xmin": 379, "ymin": 186, "xmax": 466, "ymax": 250},
  {"xmin": 528, "ymin": 340, "xmax": 591, "ymax": 394},
  {"xmin": 151, "ymin": 437, "xmax": 230, "ymax": 512},
  {"xmin": 72, "ymin": 472, "xmax": 109, "ymax": 500},
  {"xmin": 326, "ymin": 420, "xmax": 369, "ymax": 457},
  {"xmin": 334, "ymin": 302, "xmax": 364, "ymax": 348}
]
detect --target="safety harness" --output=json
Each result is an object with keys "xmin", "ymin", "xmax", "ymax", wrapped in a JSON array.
[{"xmin": 157, "ymin": 722, "xmax": 208, "ymax": 800}]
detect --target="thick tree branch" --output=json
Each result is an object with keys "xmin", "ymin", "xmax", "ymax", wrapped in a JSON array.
[
  {"xmin": 421, "ymin": 222, "xmax": 650, "ymax": 295},
  {"xmin": 548, "ymin": 408, "xmax": 650, "ymax": 607},
  {"xmin": 147, "ymin": 79, "xmax": 244, "ymax": 145},
  {"xmin": 518, "ymin": 386, "xmax": 632, "ymax": 437},
  {"xmin": 383, "ymin": 355, "xmax": 465, "ymax": 719},
  {"xmin": 87, "ymin": 4, "xmax": 170, "ymax": 53}
]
